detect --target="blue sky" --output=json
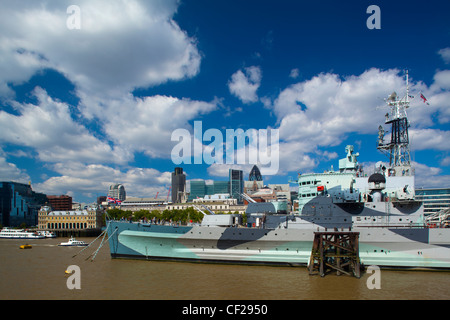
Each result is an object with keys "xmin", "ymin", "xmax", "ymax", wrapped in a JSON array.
[{"xmin": 0, "ymin": 0, "xmax": 449, "ymax": 203}]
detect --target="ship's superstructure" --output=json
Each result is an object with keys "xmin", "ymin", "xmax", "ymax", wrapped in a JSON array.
[{"xmin": 106, "ymin": 72, "xmax": 450, "ymax": 269}]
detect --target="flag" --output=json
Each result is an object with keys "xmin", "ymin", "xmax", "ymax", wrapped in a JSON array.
[{"xmin": 420, "ymin": 93, "xmax": 429, "ymax": 105}]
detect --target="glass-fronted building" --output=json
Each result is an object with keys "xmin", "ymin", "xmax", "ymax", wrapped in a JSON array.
[
  {"xmin": 189, "ymin": 180, "xmax": 206, "ymax": 201},
  {"xmin": 0, "ymin": 181, "xmax": 48, "ymax": 227},
  {"xmin": 188, "ymin": 180, "xmax": 230, "ymax": 201},
  {"xmin": 108, "ymin": 184, "xmax": 126, "ymax": 201},
  {"xmin": 229, "ymin": 169, "xmax": 244, "ymax": 204},
  {"xmin": 415, "ymin": 188, "xmax": 450, "ymax": 215},
  {"xmin": 171, "ymin": 167, "xmax": 186, "ymax": 203}
]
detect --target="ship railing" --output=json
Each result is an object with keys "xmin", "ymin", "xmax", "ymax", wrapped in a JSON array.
[{"xmin": 354, "ymin": 224, "xmax": 437, "ymax": 229}]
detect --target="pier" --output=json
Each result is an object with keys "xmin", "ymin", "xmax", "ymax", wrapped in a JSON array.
[{"xmin": 308, "ymin": 231, "xmax": 361, "ymax": 278}]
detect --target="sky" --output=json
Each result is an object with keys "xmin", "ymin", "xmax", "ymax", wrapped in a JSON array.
[{"xmin": 0, "ymin": 0, "xmax": 449, "ymax": 203}]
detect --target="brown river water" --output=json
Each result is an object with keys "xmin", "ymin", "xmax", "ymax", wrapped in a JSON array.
[{"xmin": 1, "ymin": 237, "xmax": 449, "ymax": 300}]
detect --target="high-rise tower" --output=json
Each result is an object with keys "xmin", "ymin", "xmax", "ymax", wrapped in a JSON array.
[
  {"xmin": 249, "ymin": 165, "xmax": 263, "ymax": 181},
  {"xmin": 229, "ymin": 169, "xmax": 244, "ymax": 203},
  {"xmin": 171, "ymin": 167, "xmax": 186, "ymax": 203}
]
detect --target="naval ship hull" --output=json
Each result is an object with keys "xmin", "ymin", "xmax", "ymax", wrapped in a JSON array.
[{"xmin": 106, "ymin": 220, "xmax": 450, "ymax": 269}]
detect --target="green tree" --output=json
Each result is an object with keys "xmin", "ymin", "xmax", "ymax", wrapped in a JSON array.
[
  {"xmin": 133, "ymin": 209, "xmax": 150, "ymax": 221},
  {"xmin": 106, "ymin": 208, "xmax": 132, "ymax": 220}
]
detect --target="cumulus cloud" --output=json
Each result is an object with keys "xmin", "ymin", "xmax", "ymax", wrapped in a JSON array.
[
  {"xmin": 269, "ymin": 69, "xmax": 399, "ymax": 171},
  {"xmin": 413, "ymin": 161, "xmax": 450, "ymax": 189},
  {"xmin": 289, "ymin": 68, "xmax": 300, "ymax": 79},
  {"xmin": 0, "ymin": 0, "xmax": 201, "ymax": 102},
  {"xmin": 409, "ymin": 129, "xmax": 450, "ymax": 151},
  {"xmin": 0, "ymin": 149, "xmax": 31, "ymax": 183},
  {"xmin": 0, "ymin": 0, "xmax": 213, "ymax": 200},
  {"xmin": 35, "ymin": 161, "xmax": 172, "ymax": 199},
  {"xmin": 433, "ymin": 70, "xmax": 450, "ymax": 89},
  {"xmin": 438, "ymin": 47, "xmax": 450, "ymax": 64},
  {"xmin": 100, "ymin": 95, "xmax": 217, "ymax": 159},
  {"xmin": 269, "ymin": 68, "xmax": 450, "ymax": 173},
  {"xmin": 228, "ymin": 66, "xmax": 262, "ymax": 104},
  {"xmin": 0, "ymin": 87, "xmax": 131, "ymax": 164}
]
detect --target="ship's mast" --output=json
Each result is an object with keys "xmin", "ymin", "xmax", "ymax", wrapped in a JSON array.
[{"xmin": 377, "ymin": 71, "xmax": 412, "ymax": 175}]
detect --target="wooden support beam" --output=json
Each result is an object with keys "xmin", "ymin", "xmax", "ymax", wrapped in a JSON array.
[{"xmin": 308, "ymin": 232, "xmax": 361, "ymax": 278}]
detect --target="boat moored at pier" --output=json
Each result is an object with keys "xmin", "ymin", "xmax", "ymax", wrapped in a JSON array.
[{"xmin": 0, "ymin": 228, "xmax": 45, "ymax": 239}]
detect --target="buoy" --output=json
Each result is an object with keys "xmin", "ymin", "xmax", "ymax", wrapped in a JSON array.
[{"xmin": 19, "ymin": 244, "xmax": 32, "ymax": 249}]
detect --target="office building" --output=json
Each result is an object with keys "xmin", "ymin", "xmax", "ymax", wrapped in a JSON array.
[
  {"xmin": 0, "ymin": 181, "xmax": 48, "ymax": 227},
  {"xmin": 108, "ymin": 184, "xmax": 126, "ymax": 201},
  {"xmin": 187, "ymin": 180, "xmax": 230, "ymax": 202},
  {"xmin": 229, "ymin": 169, "xmax": 244, "ymax": 203},
  {"xmin": 249, "ymin": 165, "xmax": 263, "ymax": 181},
  {"xmin": 189, "ymin": 180, "xmax": 206, "ymax": 201},
  {"xmin": 171, "ymin": 167, "xmax": 186, "ymax": 203},
  {"xmin": 416, "ymin": 188, "xmax": 450, "ymax": 215},
  {"xmin": 213, "ymin": 181, "xmax": 229, "ymax": 194},
  {"xmin": 47, "ymin": 195, "xmax": 72, "ymax": 211},
  {"xmin": 120, "ymin": 197, "xmax": 167, "ymax": 212}
]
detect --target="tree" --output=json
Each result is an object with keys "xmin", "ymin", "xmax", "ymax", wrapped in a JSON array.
[
  {"xmin": 106, "ymin": 208, "xmax": 132, "ymax": 220},
  {"xmin": 134, "ymin": 209, "xmax": 150, "ymax": 221}
]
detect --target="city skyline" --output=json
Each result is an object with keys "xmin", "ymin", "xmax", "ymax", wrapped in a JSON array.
[{"xmin": 0, "ymin": 0, "xmax": 449, "ymax": 203}]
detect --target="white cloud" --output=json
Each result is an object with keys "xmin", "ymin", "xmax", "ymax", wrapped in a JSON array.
[
  {"xmin": 100, "ymin": 95, "xmax": 217, "ymax": 159},
  {"xmin": 270, "ymin": 69, "xmax": 401, "ymax": 171},
  {"xmin": 0, "ymin": 88, "xmax": 216, "ymax": 199},
  {"xmin": 413, "ymin": 161, "xmax": 450, "ymax": 189},
  {"xmin": 228, "ymin": 66, "xmax": 262, "ymax": 104},
  {"xmin": 412, "ymin": 68, "xmax": 450, "ymax": 125},
  {"xmin": 289, "ymin": 68, "xmax": 300, "ymax": 79},
  {"xmin": 0, "ymin": 149, "xmax": 30, "ymax": 183},
  {"xmin": 0, "ymin": 0, "xmax": 217, "ymax": 163},
  {"xmin": 35, "ymin": 161, "xmax": 172, "ymax": 199},
  {"xmin": 433, "ymin": 70, "xmax": 450, "ymax": 89},
  {"xmin": 0, "ymin": 0, "xmax": 201, "ymax": 102},
  {"xmin": 269, "ymin": 68, "xmax": 450, "ymax": 174},
  {"xmin": 409, "ymin": 129, "xmax": 450, "ymax": 151},
  {"xmin": 0, "ymin": 0, "xmax": 214, "ymax": 201},
  {"xmin": 0, "ymin": 87, "xmax": 130, "ymax": 164},
  {"xmin": 440, "ymin": 156, "xmax": 450, "ymax": 167},
  {"xmin": 438, "ymin": 47, "xmax": 450, "ymax": 64}
]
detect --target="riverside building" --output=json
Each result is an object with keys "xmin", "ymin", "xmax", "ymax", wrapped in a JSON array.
[
  {"xmin": 416, "ymin": 188, "xmax": 450, "ymax": 215},
  {"xmin": 38, "ymin": 205, "xmax": 104, "ymax": 237}
]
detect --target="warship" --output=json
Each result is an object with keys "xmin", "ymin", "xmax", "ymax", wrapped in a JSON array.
[{"xmin": 106, "ymin": 72, "xmax": 450, "ymax": 269}]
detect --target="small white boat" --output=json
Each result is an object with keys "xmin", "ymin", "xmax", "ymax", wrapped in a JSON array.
[
  {"xmin": 58, "ymin": 237, "xmax": 88, "ymax": 247},
  {"xmin": 37, "ymin": 230, "xmax": 56, "ymax": 238}
]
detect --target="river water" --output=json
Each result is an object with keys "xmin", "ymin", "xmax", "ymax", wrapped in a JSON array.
[{"xmin": 1, "ymin": 237, "xmax": 449, "ymax": 300}]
